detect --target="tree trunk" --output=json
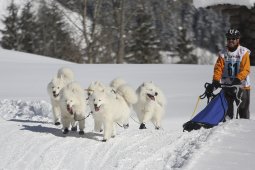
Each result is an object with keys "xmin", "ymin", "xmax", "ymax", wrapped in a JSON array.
[{"xmin": 116, "ymin": 0, "xmax": 125, "ymax": 64}]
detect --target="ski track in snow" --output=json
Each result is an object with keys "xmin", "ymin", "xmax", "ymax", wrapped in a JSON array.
[{"xmin": 0, "ymin": 99, "xmax": 229, "ymax": 170}]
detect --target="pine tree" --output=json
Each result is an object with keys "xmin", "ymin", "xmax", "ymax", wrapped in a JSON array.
[
  {"xmin": 176, "ymin": 27, "xmax": 197, "ymax": 64},
  {"xmin": 36, "ymin": 1, "xmax": 82, "ymax": 63},
  {"xmin": 19, "ymin": 1, "xmax": 38, "ymax": 53},
  {"xmin": 126, "ymin": 6, "xmax": 161, "ymax": 63},
  {"xmin": 193, "ymin": 8, "xmax": 229, "ymax": 53},
  {"xmin": 0, "ymin": 1, "xmax": 20, "ymax": 50}
]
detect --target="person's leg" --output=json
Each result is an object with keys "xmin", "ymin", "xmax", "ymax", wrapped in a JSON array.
[
  {"xmin": 226, "ymin": 96, "xmax": 234, "ymax": 119},
  {"xmin": 238, "ymin": 89, "xmax": 250, "ymax": 119},
  {"xmin": 224, "ymin": 89, "xmax": 235, "ymax": 119}
]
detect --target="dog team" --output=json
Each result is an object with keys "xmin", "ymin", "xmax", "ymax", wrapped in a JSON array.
[{"xmin": 47, "ymin": 67, "xmax": 167, "ymax": 141}]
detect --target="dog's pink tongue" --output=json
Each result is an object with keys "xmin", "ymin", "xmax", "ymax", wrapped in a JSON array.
[
  {"xmin": 95, "ymin": 106, "xmax": 99, "ymax": 112},
  {"xmin": 67, "ymin": 106, "xmax": 73, "ymax": 114},
  {"xmin": 147, "ymin": 94, "xmax": 155, "ymax": 101}
]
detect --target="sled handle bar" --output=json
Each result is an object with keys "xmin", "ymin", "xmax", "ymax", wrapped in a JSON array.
[
  {"xmin": 204, "ymin": 82, "xmax": 241, "ymax": 88},
  {"xmin": 220, "ymin": 84, "xmax": 242, "ymax": 88},
  {"xmin": 201, "ymin": 83, "xmax": 241, "ymax": 103}
]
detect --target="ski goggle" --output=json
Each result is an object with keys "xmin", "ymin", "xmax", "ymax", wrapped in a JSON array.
[{"xmin": 227, "ymin": 37, "xmax": 238, "ymax": 41}]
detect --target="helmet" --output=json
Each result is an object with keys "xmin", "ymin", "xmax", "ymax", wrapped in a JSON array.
[{"xmin": 226, "ymin": 29, "xmax": 240, "ymax": 39}]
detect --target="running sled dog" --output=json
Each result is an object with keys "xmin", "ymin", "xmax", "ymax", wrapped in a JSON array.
[
  {"xmin": 133, "ymin": 82, "xmax": 166, "ymax": 130},
  {"xmin": 87, "ymin": 78, "xmax": 134, "ymax": 132},
  {"xmin": 59, "ymin": 82, "xmax": 87, "ymax": 135},
  {"xmin": 88, "ymin": 79, "xmax": 137, "ymax": 142},
  {"xmin": 47, "ymin": 67, "xmax": 74, "ymax": 125}
]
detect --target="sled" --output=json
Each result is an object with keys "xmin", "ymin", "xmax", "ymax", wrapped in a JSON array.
[{"xmin": 183, "ymin": 83, "xmax": 242, "ymax": 132}]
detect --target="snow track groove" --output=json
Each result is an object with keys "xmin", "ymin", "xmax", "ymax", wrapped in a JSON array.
[{"xmin": 0, "ymin": 99, "xmax": 226, "ymax": 170}]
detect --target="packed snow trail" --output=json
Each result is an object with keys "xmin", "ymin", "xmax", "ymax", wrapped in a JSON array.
[
  {"xmin": 0, "ymin": 118, "xmax": 212, "ymax": 170},
  {"xmin": 0, "ymin": 99, "xmax": 214, "ymax": 170},
  {"xmin": 1, "ymin": 99, "xmax": 255, "ymax": 170}
]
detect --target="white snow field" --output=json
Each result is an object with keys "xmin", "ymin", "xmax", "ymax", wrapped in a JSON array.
[{"xmin": 0, "ymin": 48, "xmax": 255, "ymax": 170}]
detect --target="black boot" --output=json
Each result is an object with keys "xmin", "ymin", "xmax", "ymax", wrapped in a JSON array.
[
  {"xmin": 63, "ymin": 128, "xmax": 69, "ymax": 134},
  {"xmin": 55, "ymin": 122, "xmax": 61, "ymax": 126},
  {"xmin": 79, "ymin": 131, "xmax": 85, "ymax": 135},
  {"xmin": 71, "ymin": 126, "xmax": 77, "ymax": 131},
  {"xmin": 139, "ymin": 123, "xmax": 146, "ymax": 129}
]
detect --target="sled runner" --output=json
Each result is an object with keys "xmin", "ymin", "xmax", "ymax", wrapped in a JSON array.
[{"xmin": 183, "ymin": 83, "xmax": 242, "ymax": 132}]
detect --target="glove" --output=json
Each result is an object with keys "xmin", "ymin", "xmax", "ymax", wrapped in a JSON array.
[
  {"xmin": 231, "ymin": 78, "xmax": 241, "ymax": 85},
  {"xmin": 206, "ymin": 80, "xmax": 220, "ymax": 93},
  {"xmin": 206, "ymin": 84, "xmax": 214, "ymax": 93},
  {"xmin": 212, "ymin": 80, "xmax": 221, "ymax": 89}
]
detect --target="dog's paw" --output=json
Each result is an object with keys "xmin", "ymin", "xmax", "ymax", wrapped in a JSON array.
[
  {"xmin": 71, "ymin": 126, "xmax": 77, "ymax": 131},
  {"xmin": 123, "ymin": 124, "xmax": 129, "ymax": 129},
  {"xmin": 63, "ymin": 128, "xmax": 69, "ymax": 134},
  {"xmin": 139, "ymin": 123, "xmax": 146, "ymax": 129},
  {"xmin": 55, "ymin": 122, "xmax": 61, "ymax": 126},
  {"xmin": 79, "ymin": 131, "xmax": 85, "ymax": 135}
]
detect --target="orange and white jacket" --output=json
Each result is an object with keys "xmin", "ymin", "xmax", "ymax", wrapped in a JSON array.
[{"xmin": 213, "ymin": 45, "xmax": 251, "ymax": 90}]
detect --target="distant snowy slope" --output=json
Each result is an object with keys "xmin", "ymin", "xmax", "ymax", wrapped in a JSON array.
[{"xmin": 0, "ymin": 48, "xmax": 72, "ymax": 64}]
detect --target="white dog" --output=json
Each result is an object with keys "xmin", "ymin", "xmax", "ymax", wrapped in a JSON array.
[
  {"xmin": 47, "ymin": 76, "xmax": 67, "ymax": 125},
  {"xmin": 133, "ymin": 82, "xmax": 166, "ymax": 130},
  {"xmin": 47, "ymin": 67, "xmax": 74, "ymax": 125},
  {"xmin": 59, "ymin": 82, "xmax": 87, "ymax": 135},
  {"xmin": 89, "ymin": 84, "xmax": 137, "ymax": 142}
]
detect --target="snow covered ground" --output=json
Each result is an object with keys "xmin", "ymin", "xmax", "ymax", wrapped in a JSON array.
[
  {"xmin": 0, "ymin": 48, "xmax": 255, "ymax": 170},
  {"xmin": 193, "ymin": 0, "xmax": 255, "ymax": 9}
]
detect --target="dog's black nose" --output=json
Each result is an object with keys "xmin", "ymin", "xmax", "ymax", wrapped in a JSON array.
[
  {"xmin": 94, "ymin": 104, "xmax": 97, "ymax": 108},
  {"xmin": 53, "ymin": 91, "xmax": 56, "ymax": 94},
  {"xmin": 155, "ymin": 92, "xmax": 158, "ymax": 96}
]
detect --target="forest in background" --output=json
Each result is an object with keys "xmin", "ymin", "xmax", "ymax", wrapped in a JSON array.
[{"xmin": 0, "ymin": 0, "xmax": 230, "ymax": 64}]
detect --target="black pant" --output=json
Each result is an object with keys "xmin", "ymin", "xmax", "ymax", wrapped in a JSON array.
[{"xmin": 224, "ymin": 88, "xmax": 250, "ymax": 119}]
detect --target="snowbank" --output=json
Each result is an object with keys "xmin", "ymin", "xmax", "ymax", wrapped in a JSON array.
[{"xmin": 193, "ymin": 0, "xmax": 255, "ymax": 9}]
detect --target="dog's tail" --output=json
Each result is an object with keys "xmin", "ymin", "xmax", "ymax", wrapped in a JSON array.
[
  {"xmin": 57, "ymin": 67, "xmax": 74, "ymax": 83},
  {"xmin": 65, "ymin": 82, "xmax": 85, "ymax": 96},
  {"xmin": 110, "ymin": 77, "xmax": 127, "ymax": 90},
  {"xmin": 116, "ymin": 84, "xmax": 137, "ymax": 105}
]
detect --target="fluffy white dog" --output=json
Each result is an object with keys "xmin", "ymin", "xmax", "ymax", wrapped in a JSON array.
[
  {"xmin": 89, "ymin": 84, "xmax": 137, "ymax": 142},
  {"xmin": 133, "ymin": 82, "xmax": 166, "ymax": 130},
  {"xmin": 59, "ymin": 82, "xmax": 87, "ymax": 135},
  {"xmin": 87, "ymin": 81, "xmax": 113, "ymax": 132},
  {"xmin": 47, "ymin": 67, "xmax": 74, "ymax": 125}
]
